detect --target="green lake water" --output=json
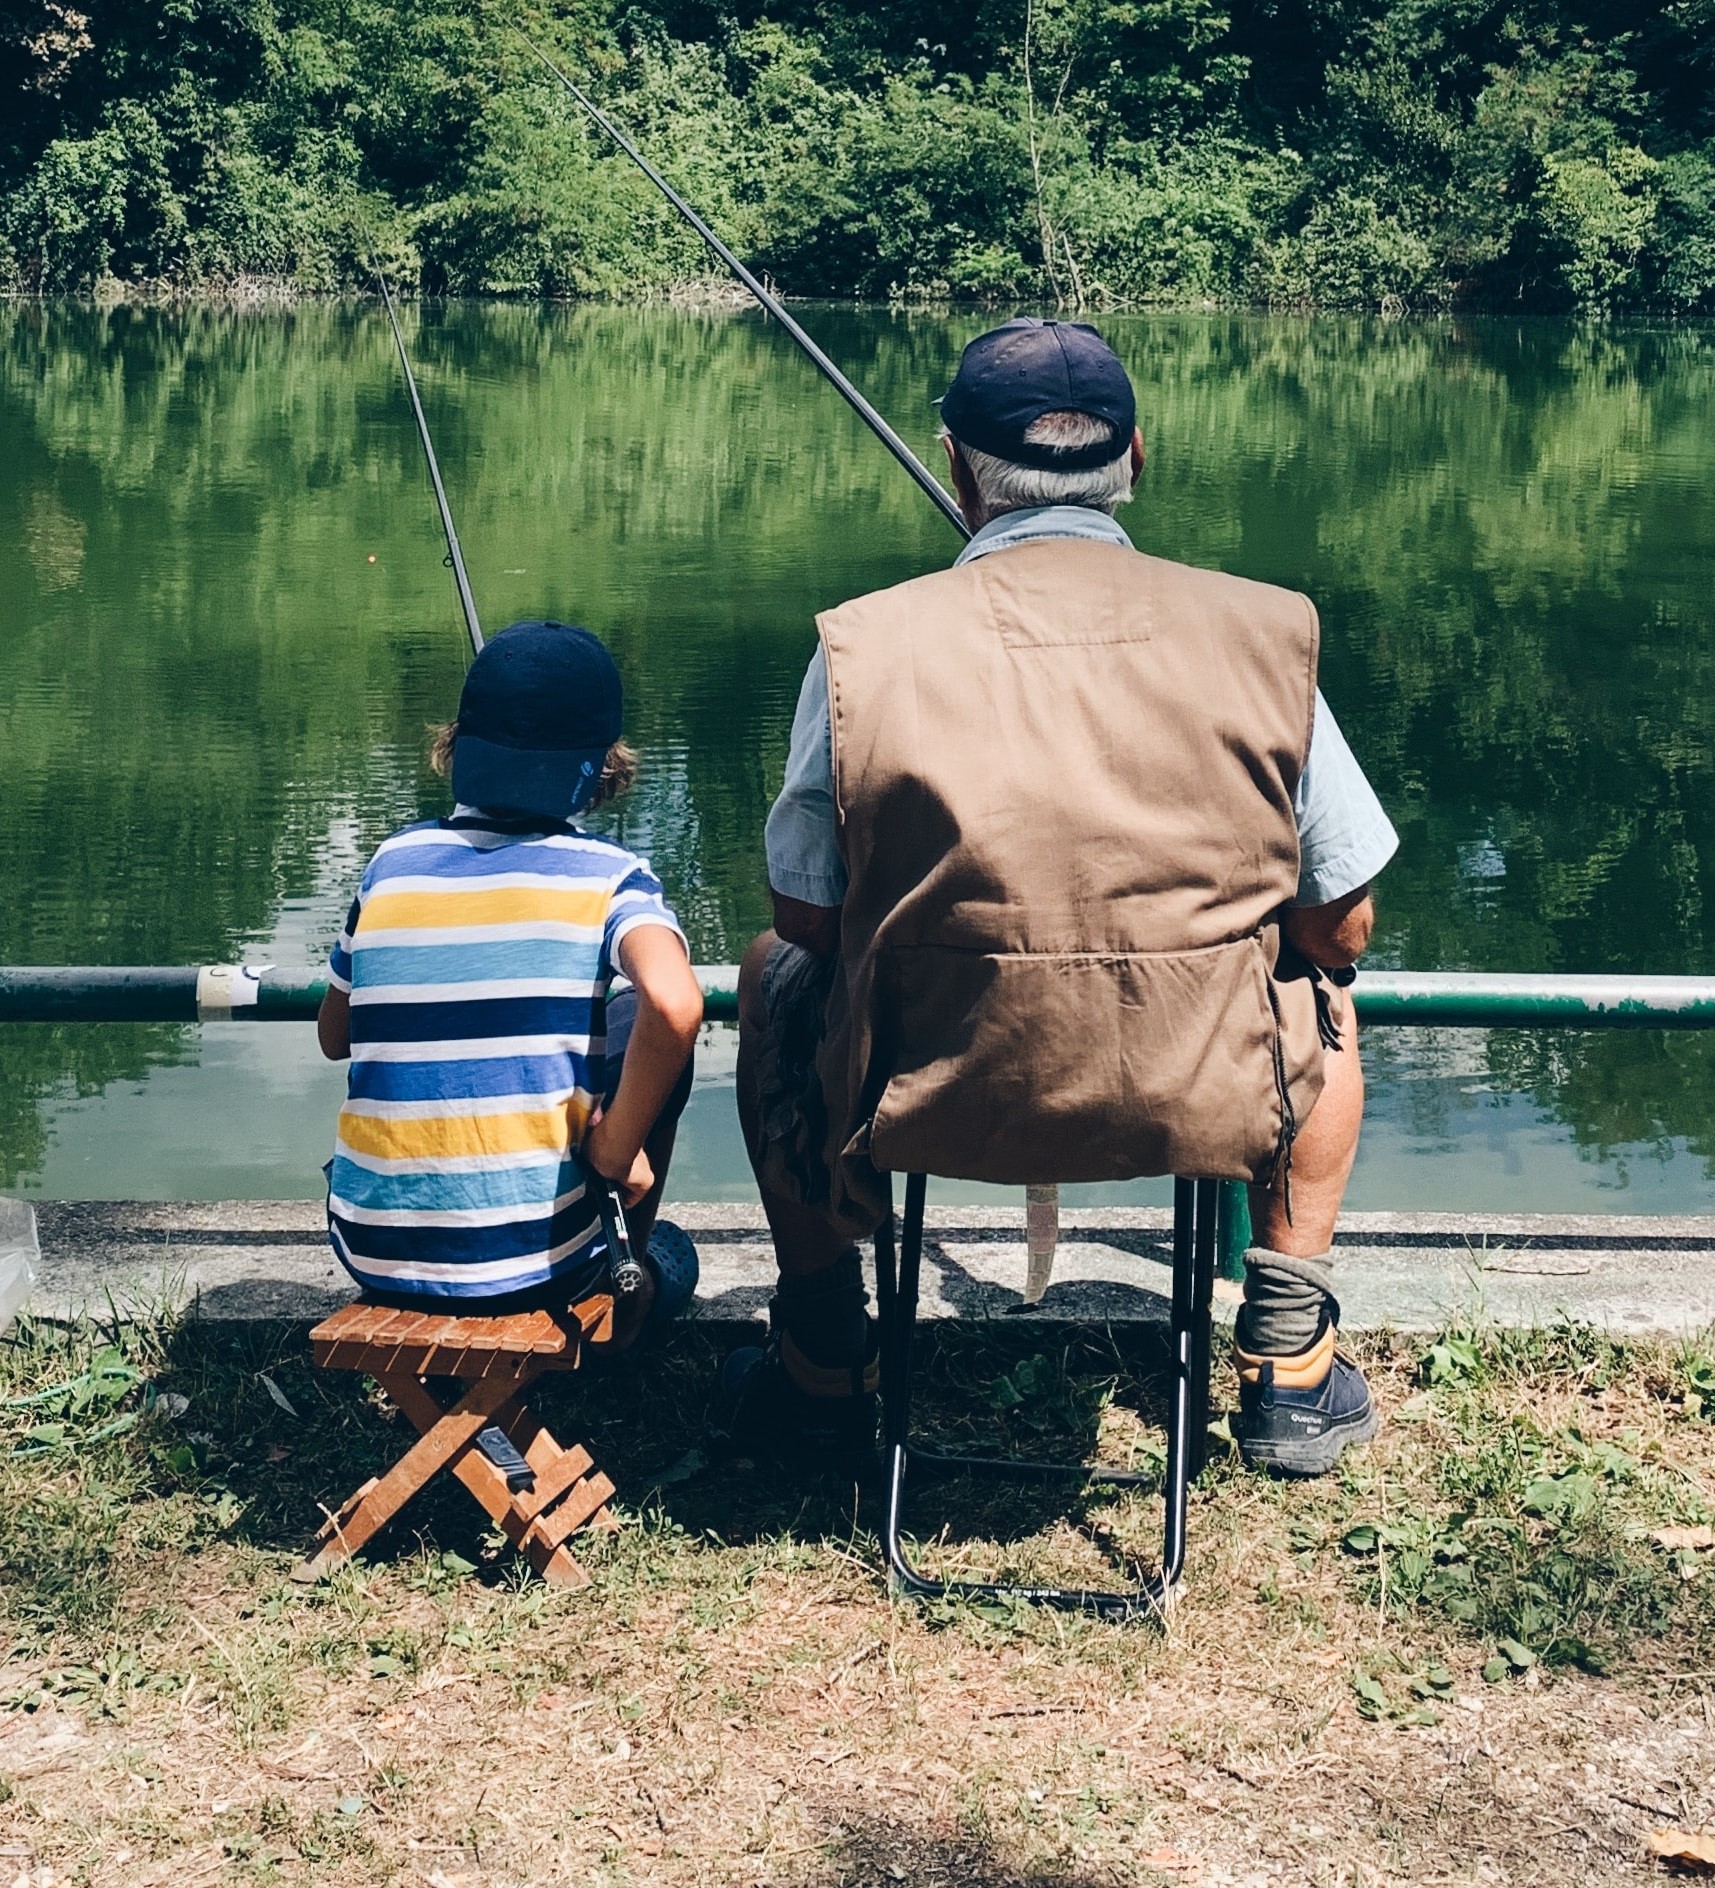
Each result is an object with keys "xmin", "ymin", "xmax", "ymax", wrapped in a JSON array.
[{"xmin": 3, "ymin": 301, "xmax": 1714, "ymax": 1212}]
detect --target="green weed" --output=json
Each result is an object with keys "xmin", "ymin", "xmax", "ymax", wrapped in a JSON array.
[
  {"xmin": 1679, "ymin": 1343, "xmax": 1715, "ymax": 1421},
  {"xmin": 1335, "ymin": 1321, "xmax": 1715, "ymax": 1673}
]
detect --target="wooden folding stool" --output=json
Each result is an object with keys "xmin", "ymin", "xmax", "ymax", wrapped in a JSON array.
[{"xmin": 295, "ymin": 1293, "xmax": 619, "ymax": 1588}]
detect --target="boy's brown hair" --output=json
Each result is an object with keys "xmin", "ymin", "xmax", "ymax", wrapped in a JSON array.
[{"xmin": 428, "ymin": 722, "xmax": 638, "ymax": 810}]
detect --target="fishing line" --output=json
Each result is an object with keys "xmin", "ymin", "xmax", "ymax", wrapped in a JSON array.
[
  {"xmin": 365, "ymin": 243, "xmax": 485, "ymax": 655},
  {"xmin": 521, "ymin": 37, "xmax": 970, "ymax": 542}
]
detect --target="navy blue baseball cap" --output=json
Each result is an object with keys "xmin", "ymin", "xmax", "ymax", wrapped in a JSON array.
[
  {"xmin": 451, "ymin": 620, "xmax": 622, "ymax": 819},
  {"xmin": 939, "ymin": 318, "xmax": 1136, "ymax": 470}
]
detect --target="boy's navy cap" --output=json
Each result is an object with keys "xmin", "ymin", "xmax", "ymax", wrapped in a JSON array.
[
  {"xmin": 452, "ymin": 619, "xmax": 622, "ymax": 819},
  {"xmin": 938, "ymin": 318, "xmax": 1135, "ymax": 470}
]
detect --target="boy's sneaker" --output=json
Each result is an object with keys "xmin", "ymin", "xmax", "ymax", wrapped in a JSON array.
[
  {"xmin": 1233, "ymin": 1318, "xmax": 1378, "ymax": 1477},
  {"xmin": 712, "ymin": 1330, "xmax": 881, "ymax": 1484}
]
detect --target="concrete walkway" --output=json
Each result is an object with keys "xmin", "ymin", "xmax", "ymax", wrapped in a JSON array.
[{"xmin": 25, "ymin": 1199, "xmax": 1715, "ymax": 1335}]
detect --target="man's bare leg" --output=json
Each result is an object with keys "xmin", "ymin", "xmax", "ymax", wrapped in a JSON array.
[
  {"xmin": 1249, "ymin": 1018, "xmax": 1364, "ymax": 1257},
  {"xmin": 1234, "ymin": 1016, "xmax": 1377, "ymax": 1475}
]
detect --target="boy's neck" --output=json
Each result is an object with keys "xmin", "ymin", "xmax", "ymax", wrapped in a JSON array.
[{"xmin": 449, "ymin": 802, "xmax": 580, "ymax": 831}]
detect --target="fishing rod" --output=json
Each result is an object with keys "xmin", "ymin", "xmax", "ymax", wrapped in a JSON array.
[
  {"xmin": 367, "ymin": 250, "xmax": 485, "ymax": 654},
  {"xmin": 521, "ymin": 37, "xmax": 970, "ymax": 542},
  {"xmin": 365, "ymin": 247, "xmax": 654, "ymax": 1295}
]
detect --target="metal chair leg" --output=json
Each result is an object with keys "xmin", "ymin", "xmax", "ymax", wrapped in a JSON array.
[
  {"xmin": 1158, "ymin": 1177, "xmax": 1218, "ymax": 1583},
  {"xmin": 878, "ymin": 1174, "xmax": 1214, "ymax": 1622},
  {"xmin": 1181, "ymin": 1177, "xmax": 1219, "ymax": 1481},
  {"xmin": 873, "ymin": 1198, "xmax": 900, "ymax": 1434},
  {"xmin": 880, "ymin": 1174, "xmax": 928, "ymax": 1598}
]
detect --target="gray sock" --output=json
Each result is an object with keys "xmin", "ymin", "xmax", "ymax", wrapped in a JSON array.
[{"xmin": 1238, "ymin": 1247, "xmax": 1336, "ymax": 1356}]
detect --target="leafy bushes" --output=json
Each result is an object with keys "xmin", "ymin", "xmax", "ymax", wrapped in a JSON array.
[
  {"xmin": 1051, "ymin": 138, "xmax": 1298, "ymax": 305},
  {"xmin": 7, "ymin": 122, "xmax": 133, "ymax": 290},
  {"xmin": 1251, "ymin": 188, "xmax": 1444, "ymax": 311},
  {"xmin": 1, "ymin": 0, "xmax": 1712, "ymax": 310},
  {"xmin": 1650, "ymin": 148, "xmax": 1715, "ymax": 312}
]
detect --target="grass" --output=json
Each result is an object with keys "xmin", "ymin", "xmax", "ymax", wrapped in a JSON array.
[{"xmin": 3, "ymin": 1305, "xmax": 1715, "ymax": 1885}]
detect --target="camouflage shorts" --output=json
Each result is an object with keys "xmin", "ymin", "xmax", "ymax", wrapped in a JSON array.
[{"xmin": 750, "ymin": 940, "xmax": 839, "ymax": 1211}]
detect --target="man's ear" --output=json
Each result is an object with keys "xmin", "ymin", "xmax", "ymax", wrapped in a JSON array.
[
  {"xmin": 1129, "ymin": 426, "xmax": 1145, "ymax": 481},
  {"xmin": 943, "ymin": 434, "xmax": 983, "ymax": 528}
]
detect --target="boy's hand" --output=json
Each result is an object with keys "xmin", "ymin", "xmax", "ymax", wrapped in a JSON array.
[{"xmin": 584, "ymin": 1110, "xmax": 655, "ymax": 1208}]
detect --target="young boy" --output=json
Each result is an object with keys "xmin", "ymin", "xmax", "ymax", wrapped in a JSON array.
[{"xmin": 316, "ymin": 619, "xmax": 703, "ymax": 1341}]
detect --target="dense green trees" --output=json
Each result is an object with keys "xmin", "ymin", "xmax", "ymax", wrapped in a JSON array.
[{"xmin": 2, "ymin": 0, "xmax": 1712, "ymax": 309}]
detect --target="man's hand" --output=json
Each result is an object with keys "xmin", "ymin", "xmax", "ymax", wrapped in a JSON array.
[
  {"xmin": 1283, "ymin": 885, "xmax": 1375, "ymax": 970},
  {"xmin": 584, "ymin": 1108, "xmax": 655, "ymax": 1208}
]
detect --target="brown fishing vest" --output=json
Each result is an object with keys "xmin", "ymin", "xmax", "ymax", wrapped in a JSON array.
[{"xmin": 811, "ymin": 534, "xmax": 1326, "ymax": 1233}]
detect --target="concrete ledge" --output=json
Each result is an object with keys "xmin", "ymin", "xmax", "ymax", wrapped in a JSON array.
[{"xmin": 24, "ymin": 1200, "xmax": 1715, "ymax": 1336}]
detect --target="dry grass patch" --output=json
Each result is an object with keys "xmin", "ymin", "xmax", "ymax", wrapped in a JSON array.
[{"xmin": 2, "ymin": 1307, "xmax": 1715, "ymax": 1885}]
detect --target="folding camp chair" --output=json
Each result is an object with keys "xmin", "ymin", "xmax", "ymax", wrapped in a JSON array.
[
  {"xmin": 874, "ymin": 1174, "xmax": 1220, "ymax": 1621},
  {"xmin": 294, "ymin": 1292, "xmax": 620, "ymax": 1588}
]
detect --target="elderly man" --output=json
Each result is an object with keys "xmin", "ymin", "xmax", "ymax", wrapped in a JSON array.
[{"xmin": 719, "ymin": 318, "xmax": 1398, "ymax": 1482}]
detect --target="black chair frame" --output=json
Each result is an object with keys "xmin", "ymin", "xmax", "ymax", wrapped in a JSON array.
[{"xmin": 873, "ymin": 1174, "xmax": 1220, "ymax": 1623}]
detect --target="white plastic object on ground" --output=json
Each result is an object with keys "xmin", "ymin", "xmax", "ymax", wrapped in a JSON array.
[
  {"xmin": 1023, "ymin": 1184, "xmax": 1059, "ymax": 1304},
  {"xmin": 0, "ymin": 1197, "xmax": 39, "ymax": 1335},
  {"xmin": 259, "ymin": 1372, "xmax": 300, "ymax": 1418}
]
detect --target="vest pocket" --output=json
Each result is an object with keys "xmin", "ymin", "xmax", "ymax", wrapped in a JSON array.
[{"xmin": 866, "ymin": 935, "xmax": 1298, "ymax": 1185}]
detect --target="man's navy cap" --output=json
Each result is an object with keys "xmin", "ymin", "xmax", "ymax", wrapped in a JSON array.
[
  {"xmin": 452, "ymin": 619, "xmax": 622, "ymax": 820},
  {"xmin": 939, "ymin": 317, "xmax": 1136, "ymax": 470}
]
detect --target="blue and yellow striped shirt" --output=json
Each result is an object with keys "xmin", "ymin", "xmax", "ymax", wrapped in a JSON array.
[{"xmin": 326, "ymin": 814, "xmax": 683, "ymax": 1300}]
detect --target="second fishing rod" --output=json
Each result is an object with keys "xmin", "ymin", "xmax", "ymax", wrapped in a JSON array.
[
  {"xmin": 387, "ymin": 45, "xmax": 969, "ymax": 559},
  {"xmin": 522, "ymin": 37, "xmax": 971, "ymax": 546},
  {"xmin": 369, "ymin": 255, "xmax": 484, "ymax": 657},
  {"xmin": 369, "ymin": 261, "xmax": 648, "ymax": 1301}
]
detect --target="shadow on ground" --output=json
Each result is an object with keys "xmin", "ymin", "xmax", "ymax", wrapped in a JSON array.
[
  {"xmin": 150, "ymin": 1316, "xmax": 1184, "ymax": 1584},
  {"xmin": 785, "ymin": 1812, "xmax": 1132, "ymax": 1887}
]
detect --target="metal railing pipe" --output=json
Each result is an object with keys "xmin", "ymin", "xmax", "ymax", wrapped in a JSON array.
[
  {"xmin": 6, "ymin": 962, "xmax": 1712, "ymax": 1285},
  {"xmin": 0, "ymin": 966, "xmax": 205, "ymax": 1023},
  {"xmin": 0, "ymin": 964, "xmax": 738, "ymax": 1024},
  {"xmin": 3, "ymin": 965, "xmax": 1715, "ymax": 1029},
  {"xmin": 1349, "ymin": 971, "xmax": 1715, "ymax": 1029}
]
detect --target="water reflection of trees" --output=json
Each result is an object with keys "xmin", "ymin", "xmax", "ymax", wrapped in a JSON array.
[
  {"xmin": 1, "ymin": 304, "xmax": 1713, "ymax": 1183},
  {"xmin": 0, "ymin": 303, "xmax": 450, "ymax": 1181}
]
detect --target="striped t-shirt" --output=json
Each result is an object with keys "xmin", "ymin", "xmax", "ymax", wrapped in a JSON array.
[{"xmin": 325, "ymin": 813, "xmax": 684, "ymax": 1301}]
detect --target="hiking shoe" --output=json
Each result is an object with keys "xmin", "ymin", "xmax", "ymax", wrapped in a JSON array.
[
  {"xmin": 711, "ymin": 1331, "xmax": 881, "ymax": 1483},
  {"xmin": 1233, "ymin": 1319, "xmax": 1378, "ymax": 1477}
]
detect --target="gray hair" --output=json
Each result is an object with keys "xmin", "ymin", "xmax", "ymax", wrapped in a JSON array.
[{"xmin": 947, "ymin": 409, "xmax": 1135, "ymax": 518}]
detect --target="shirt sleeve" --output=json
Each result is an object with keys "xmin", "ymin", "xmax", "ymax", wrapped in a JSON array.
[
  {"xmin": 603, "ymin": 859, "xmax": 688, "ymax": 975},
  {"xmin": 763, "ymin": 647, "xmax": 848, "ymax": 907},
  {"xmin": 1292, "ymin": 690, "xmax": 1400, "ymax": 907},
  {"xmin": 326, "ymin": 893, "xmax": 362, "ymax": 993}
]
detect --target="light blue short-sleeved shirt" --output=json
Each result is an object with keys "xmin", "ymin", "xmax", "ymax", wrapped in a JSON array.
[{"xmin": 764, "ymin": 505, "xmax": 1398, "ymax": 910}]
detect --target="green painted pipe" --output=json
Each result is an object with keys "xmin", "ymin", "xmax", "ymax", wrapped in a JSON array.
[
  {"xmin": 1, "ymin": 965, "xmax": 1713, "ymax": 1029},
  {"xmin": 1350, "ymin": 971, "xmax": 1715, "ymax": 1028},
  {"xmin": 3, "ymin": 964, "xmax": 1707, "ymax": 1286},
  {"xmin": 0, "ymin": 964, "xmax": 741, "ymax": 1024},
  {"xmin": 1216, "ymin": 1180, "xmax": 1253, "ymax": 1283}
]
